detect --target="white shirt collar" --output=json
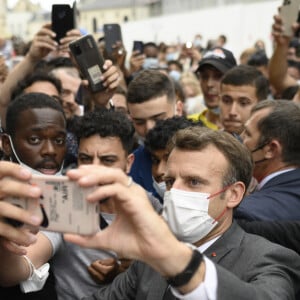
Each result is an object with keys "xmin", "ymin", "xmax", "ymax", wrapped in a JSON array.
[
  {"xmin": 257, "ymin": 168, "xmax": 296, "ymax": 190},
  {"xmin": 198, "ymin": 235, "xmax": 220, "ymax": 253}
]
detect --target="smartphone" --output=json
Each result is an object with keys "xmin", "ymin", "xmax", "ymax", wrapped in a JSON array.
[
  {"xmin": 5, "ymin": 174, "xmax": 99, "ymax": 235},
  {"xmin": 69, "ymin": 34, "xmax": 106, "ymax": 93},
  {"xmin": 133, "ymin": 41, "xmax": 144, "ymax": 54},
  {"xmin": 51, "ymin": 3, "xmax": 76, "ymax": 43},
  {"xmin": 103, "ymin": 23, "xmax": 123, "ymax": 57},
  {"xmin": 280, "ymin": 0, "xmax": 300, "ymax": 37}
]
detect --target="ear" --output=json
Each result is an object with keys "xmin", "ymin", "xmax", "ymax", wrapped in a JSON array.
[
  {"xmin": 125, "ymin": 153, "xmax": 135, "ymax": 174},
  {"xmin": 1, "ymin": 134, "xmax": 12, "ymax": 158},
  {"xmin": 175, "ymin": 100, "xmax": 184, "ymax": 117},
  {"xmin": 226, "ymin": 181, "xmax": 245, "ymax": 208},
  {"xmin": 264, "ymin": 139, "xmax": 281, "ymax": 159}
]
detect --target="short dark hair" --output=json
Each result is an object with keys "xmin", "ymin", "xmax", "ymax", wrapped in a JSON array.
[
  {"xmin": 281, "ymin": 85, "xmax": 299, "ymax": 100},
  {"xmin": 288, "ymin": 60, "xmax": 300, "ymax": 73},
  {"xmin": 6, "ymin": 92, "xmax": 66, "ymax": 136},
  {"xmin": 145, "ymin": 116, "xmax": 199, "ymax": 153},
  {"xmin": 167, "ymin": 60, "xmax": 183, "ymax": 72},
  {"xmin": 127, "ymin": 70, "xmax": 176, "ymax": 104},
  {"xmin": 73, "ymin": 109, "xmax": 135, "ymax": 154},
  {"xmin": 169, "ymin": 127, "xmax": 253, "ymax": 190},
  {"xmin": 46, "ymin": 57, "xmax": 75, "ymax": 70},
  {"xmin": 221, "ymin": 65, "xmax": 269, "ymax": 101},
  {"xmin": 143, "ymin": 42, "xmax": 158, "ymax": 50},
  {"xmin": 252, "ymin": 100, "xmax": 300, "ymax": 167},
  {"xmin": 11, "ymin": 71, "xmax": 62, "ymax": 100},
  {"xmin": 247, "ymin": 50, "xmax": 269, "ymax": 67}
]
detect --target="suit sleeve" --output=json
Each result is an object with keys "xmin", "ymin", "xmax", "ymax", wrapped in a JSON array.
[
  {"xmin": 238, "ymin": 220, "xmax": 300, "ymax": 255},
  {"xmin": 215, "ymin": 246, "xmax": 300, "ymax": 299}
]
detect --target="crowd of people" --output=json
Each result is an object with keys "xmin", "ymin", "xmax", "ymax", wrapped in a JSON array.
[{"xmin": 0, "ymin": 3, "xmax": 300, "ymax": 300}]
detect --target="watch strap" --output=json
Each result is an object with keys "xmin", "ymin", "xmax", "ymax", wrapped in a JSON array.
[{"xmin": 166, "ymin": 248, "xmax": 203, "ymax": 287}]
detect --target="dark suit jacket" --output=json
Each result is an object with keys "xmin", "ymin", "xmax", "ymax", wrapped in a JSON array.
[
  {"xmin": 235, "ymin": 169, "xmax": 300, "ymax": 221},
  {"xmin": 238, "ymin": 220, "xmax": 300, "ymax": 255},
  {"xmin": 82, "ymin": 222, "xmax": 300, "ymax": 300}
]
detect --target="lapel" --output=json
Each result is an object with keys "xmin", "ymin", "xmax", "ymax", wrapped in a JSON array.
[
  {"xmin": 204, "ymin": 222, "xmax": 244, "ymax": 264},
  {"xmin": 144, "ymin": 222, "xmax": 245, "ymax": 300}
]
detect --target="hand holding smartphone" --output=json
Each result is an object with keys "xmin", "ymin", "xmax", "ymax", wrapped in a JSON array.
[
  {"xmin": 279, "ymin": 0, "xmax": 300, "ymax": 37},
  {"xmin": 5, "ymin": 174, "xmax": 99, "ymax": 235},
  {"xmin": 69, "ymin": 34, "xmax": 106, "ymax": 93},
  {"xmin": 51, "ymin": 2, "xmax": 77, "ymax": 43}
]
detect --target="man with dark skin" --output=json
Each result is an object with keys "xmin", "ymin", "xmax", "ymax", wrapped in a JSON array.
[
  {"xmin": 2, "ymin": 93, "xmax": 66, "ymax": 175},
  {"xmin": 0, "ymin": 92, "xmax": 66, "ymax": 300}
]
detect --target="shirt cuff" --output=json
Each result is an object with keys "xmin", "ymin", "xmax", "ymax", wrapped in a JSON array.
[{"xmin": 170, "ymin": 256, "xmax": 217, "ymax": 300}]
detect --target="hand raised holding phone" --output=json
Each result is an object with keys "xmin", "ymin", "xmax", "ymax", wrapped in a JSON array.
[{"xmin": 279, "ymin": 0, "xmax": 300, "ymax": 37}]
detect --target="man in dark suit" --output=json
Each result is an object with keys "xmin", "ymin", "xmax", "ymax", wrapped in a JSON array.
[
  {"xmin": 234, "ymin": 100, "xmax": 300, "ymax": 221},
  {"xmin": 65, "ymin": 127, "xmax": 300, "ymax": 299}
]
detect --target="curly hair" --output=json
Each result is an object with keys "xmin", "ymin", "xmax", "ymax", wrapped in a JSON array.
[
  {"xmin": 73, "ymin": 109, "xmax": 135, "ymax": 154},
  {"xmin": 145, "ymin": 116, "xmax": 202, "ymax": 152}
]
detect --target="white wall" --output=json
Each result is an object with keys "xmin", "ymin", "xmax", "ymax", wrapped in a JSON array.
[{"xmin": 121, "ymin": 0, "xmax": 282, "ymax": 61}]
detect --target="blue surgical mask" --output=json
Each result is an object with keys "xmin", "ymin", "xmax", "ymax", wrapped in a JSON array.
[
  {"xmin": 143, "ymin": 58, "xmax": 159, "ymax": 70},
  {"xmin": 166, "ymin": 52, "xmax": 179, "ymax": 62},
  {"xmin": 193, "ymin": 38, "xmax": 203, "ymax": 48},
  {"xmin": 210, "ymin": 106, "xmax": 220, "ymax": 116},
  {"xmin": 169, "ymin": 70, "xmax": 181, "ymax": 82},
  {"xmin": 152, "ymin": 177, "xmax": 167, "ymax": 199}
]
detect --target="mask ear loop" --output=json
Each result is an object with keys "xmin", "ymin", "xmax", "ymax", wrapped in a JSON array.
[
  {"xmin": 207, "ymin": 184, "xmax": 233, "ymax": 224},
  {"xmin": 208, "ymin": 184, "xmax": 232, "ymax": 199}
]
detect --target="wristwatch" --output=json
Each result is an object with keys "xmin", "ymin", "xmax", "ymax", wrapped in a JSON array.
[{"xmin": 166, "ymin": 243, "xmax": 203, "ymax": 288}]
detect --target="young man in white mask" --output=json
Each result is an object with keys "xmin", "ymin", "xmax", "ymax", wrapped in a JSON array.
[{"xmin": 65, "ymin": 126, "xmax": 300, "ymax": 299}]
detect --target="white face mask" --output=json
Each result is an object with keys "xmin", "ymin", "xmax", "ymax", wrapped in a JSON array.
[
  {"xmin": 162, "ymin": 188, "xmax": 224, "ymax": 243},
  {"xmin": 137, "ymin": 135, "xmax": 145, "ymax": 146},
  {"xmin": 169, "ymin": 70, "xmax": 181, "ymax": 82},
  {"xmin": 7, "ymin": 135, "xmax": 63, "ymax": 176},
  {"xmin": 152, "ymin": 177, "xmax": 167, "ymax": 198},
  {"xmin": 143, "ymin": 58, "xmax": 159, "ymax": 70}
]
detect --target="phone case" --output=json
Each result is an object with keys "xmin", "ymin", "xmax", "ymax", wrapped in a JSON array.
[
  {"xmin": 103, "ymin": 23, "xmax": 123, "ymax": 56},
  {"xmin": 133, "ymin": 41, "xmax": 144, "ymax": 54},
  {"xmin": 69, "ymin": 34, "xmax": 106, "ymax": 93},
  {"xmin": 280, "ymin": 0, "xmax": 300, "ymax": 37},
  {"xmin": 51, "ymin": 4, "xmax": 76, "ymax": 42},
  {"xmin": 5, "ymin": 175, "xmax": 99, "ymax": 235}
]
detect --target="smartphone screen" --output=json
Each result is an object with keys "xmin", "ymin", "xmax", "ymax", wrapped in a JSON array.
[{"xmin": 52, "ymin": 4, "xmax": 75, "ymax": 42}]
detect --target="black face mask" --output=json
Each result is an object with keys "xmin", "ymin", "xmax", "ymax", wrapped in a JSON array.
[{"xmin": 250, "ymin": 141, "xmax": 269, "ymax": 164}]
